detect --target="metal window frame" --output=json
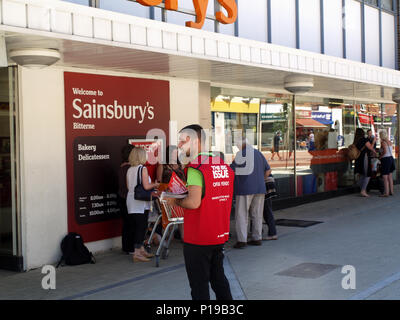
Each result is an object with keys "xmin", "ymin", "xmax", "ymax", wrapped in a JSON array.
[
  {"xmin": 365, "ymin": 0, "xmax": 379, "ymax": 8},
  {"xmin": 361, "ymin": 0, "xmax": 366, "ymax": 63},
  {"xmin": 234, "ymin": 0, "xmax": 239, "ymax": 37},
  {"xmin": 379, "ymin": 0, "xmax": 383, "ymax": 66},
  {"xmin": 295, "ymin": 0, "xmax": 300, "ymax": 49},
  {"xmin": 267, "ymin": 0, "xmax": 272, "ymax": 43},
  {"xmin": 358, "ymin": 0, "xmax": 395, "ymax": 11},
  {"xmin": 343, "ymin": 0, "xmax": 347, "ymax": 59},
  {"xmin": 7, "ymin": 66, "xmax": 21, "ymax": 258},
  {"xmin": 394, "ymin": 0, "xmax": 398, "ymax": 70},
  {"xmin": 320, "ymin": 0, "xmax": 325, "ymax": 54},
  {"xmin": 89, "ymin": 0, "xmax": 397, "ymax": 68}
]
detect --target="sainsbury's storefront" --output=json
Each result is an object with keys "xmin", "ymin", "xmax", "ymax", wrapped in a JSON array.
[{"xmin": 0, "ymin": 0, "xmax": 400, "ymax": 271}]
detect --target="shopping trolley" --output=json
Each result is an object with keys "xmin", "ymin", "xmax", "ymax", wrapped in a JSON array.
[{"xmin": 145, "ymin": 192, "xmax": 185, "ymax": 267}]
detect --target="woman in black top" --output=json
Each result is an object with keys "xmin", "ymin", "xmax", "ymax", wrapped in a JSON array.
[
  {"xmin": 118, "ymin": 143, "xmax": 134, "ymax": 253},
  {"xmin": 353, "ymin": 128, "xmax": 377, "ymax": 197}
]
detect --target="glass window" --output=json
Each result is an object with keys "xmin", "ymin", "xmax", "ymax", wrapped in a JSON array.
[
  {"xmin": 62, "ymin": 0, "xmax": 89, "ymax": 5},
  {"xmin": 381, "ymin": 0, "xmax": 394, "ymax": 11},
  {"xmin": 211, "ymin": 111, "xmax": 258, "ymax": 154},
  {"xmin": 179, "ymin": 0, "xmax": 215, "ymax": 16},
  {"xmin": 218, "ymin": 22, "xmax": 235, "ymax": 36},
  {"xmin": 294, "ymin": 96, "xmax": 356, "ymax": 193},
  {"xmin": 393, "ymin": 106, "xmax": 399, "ymax": 182},
  {"xmin": 212, "ymin": 90, "xmax": 400, "ymax": 199},
  {"xmin": 261, "ymin": 94, "xmax": 295, "ymax": 199},
  {"xmin": 99, "ymin": 0, "xmax": 150, "ymax": 19},
  {"xmin": 166, "ymin": 11, "xmax": 215, "ymax": 32},
  {"xmin": 339, "ymin": 101, "xmax": 357, "ymax": 188},
  {"xmin": 342, "ymin": 103, "xmax": 356, "ymax": 148},
  {"xmin": 211, "ymin": 90, "xmax": 296, "ymax": 199},
  {"xmin": 237, "ymin": 0, "xmax": 268, "ymax": 42},
  {"xmin": 374, "ymin": 103, "xmax": 397, "ymax": 180},
  {"xmin": 365, "ymin": 0, "xmax": 378, "ymax": 7},
  {"xmin": 0, "ymin": 67, "xmax": 18, "ymax": 257}
]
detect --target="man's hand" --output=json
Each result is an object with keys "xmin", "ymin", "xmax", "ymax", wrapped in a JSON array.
[{"xmin": 164, "ymin": 186, "xmax": 201, "ymax": 210}]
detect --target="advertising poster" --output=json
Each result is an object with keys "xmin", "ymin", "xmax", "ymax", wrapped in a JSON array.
[{"xmin": 64, "ymin": 72, "xmax": 170, "ymax": 242}]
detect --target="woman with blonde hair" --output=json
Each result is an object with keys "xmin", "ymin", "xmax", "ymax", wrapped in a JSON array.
[
  {"xmin": 379, "ymin": 130, "xmax": 395, "ymax": 197},
  {"xmin": 126, "ymin": 147, "xmax": 160, "ymax": 262}
]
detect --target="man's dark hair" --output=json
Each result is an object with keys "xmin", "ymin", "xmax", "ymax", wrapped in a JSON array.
[
  {"xmin": 121, "ymin": 144, "xmax": 134, "ymax": 162},
  {"xmin": 180, "ymin": 124, "xmax": 206, "ymax": 144}
]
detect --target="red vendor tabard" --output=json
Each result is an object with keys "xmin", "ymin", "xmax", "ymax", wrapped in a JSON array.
[{"xmin": 64, "ymin": 72, "xmax": 170, "ymax": 243}]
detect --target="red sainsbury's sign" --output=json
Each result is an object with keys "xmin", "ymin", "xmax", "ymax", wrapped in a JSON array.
[{"xmin": 136, "ymin": 0, "xmax": 237, "ymax": 29}]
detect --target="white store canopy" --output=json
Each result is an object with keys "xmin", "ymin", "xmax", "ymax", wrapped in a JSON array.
[{"xmin": 1, "ymin": 0, "xmax": 400, "ymax": 103}]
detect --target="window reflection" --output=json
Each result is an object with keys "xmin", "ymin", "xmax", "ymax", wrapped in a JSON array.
[
  {"xmin": 99, "ymin": 0, "xmax": 150, "ymax": 18},
  {"xmin": 365, "ymin": 0, "xmax": 378, "ymax": 7},
  {"xmin": 0, "ymin": 68, "xmax": 13, "ymax": 254},
  {"xmin": 62, "ymin": 0, "xmax": 89, "ymax": 5},
  {"xmin": 381, "ymin": 0, "xmax": 394, "ymax": 11},
  {"xmin": 211, "ymin": 88, "xmax": 399, "ymax": 200}
]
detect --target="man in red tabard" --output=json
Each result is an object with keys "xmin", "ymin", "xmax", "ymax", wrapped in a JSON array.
[{"xmin": 166, "ymin": 124, "xmax": 234, "ymax": 300}]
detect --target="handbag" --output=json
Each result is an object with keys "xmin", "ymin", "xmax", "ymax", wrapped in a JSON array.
[
  {"xmin": 347, "ymin": 144, "xmax": 366, "ymax": 161},
  {"xmin": 134, "ymin": 165, "xmax": 153, "ymax": 201},
  {"xmin": 265, "ymin": 175, "xmax": 278, "ymax": 199},
  {"xmin": 347, "ymin": 144, "xmax": 360, "ymax": 160}
]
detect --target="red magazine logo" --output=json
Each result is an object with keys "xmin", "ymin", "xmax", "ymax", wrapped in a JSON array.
[{"xmin": 168, "ymin": 171, "xmax": 187, "ymax": 194}]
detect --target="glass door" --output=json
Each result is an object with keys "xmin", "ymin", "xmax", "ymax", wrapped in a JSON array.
[
  {"xmin": 0, "ymin": 66, "xmax": 21, "ymax": 270},
  {"xmin": 260, "ymin": 94, "xmax": 296, "ymax": 198}
]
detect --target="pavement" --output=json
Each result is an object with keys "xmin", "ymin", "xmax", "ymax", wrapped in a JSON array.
[{"xmin": 1, "ymin": 185, "xmax": 400, "ymax": 300}]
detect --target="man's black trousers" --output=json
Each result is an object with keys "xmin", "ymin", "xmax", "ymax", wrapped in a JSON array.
[{"xmin": 183, "ymin": 243, "xmax": 233, "ymax": 300}]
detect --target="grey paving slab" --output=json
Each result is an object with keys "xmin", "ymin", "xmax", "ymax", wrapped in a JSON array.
[
  {"xmin": 226, "ymin": 186, "xmax": 400, "ymax": 300},
  {"xmin": 275, "ymin": 263, "xmax": 341, "ymax": 279},
  {"xmin": 367, "ymin": 279, "xmax": 400, "ymax": 300},
  {"xmin": 0, "ymin": 186, "xmax": 399, "ymax": 300}
]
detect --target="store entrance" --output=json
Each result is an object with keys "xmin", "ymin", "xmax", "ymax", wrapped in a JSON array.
[{"xmin": 0, "ymin": 67, "xmax": 22, "ymax": 271}]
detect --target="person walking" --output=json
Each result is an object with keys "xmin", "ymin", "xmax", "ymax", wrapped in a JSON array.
[
  {"xmin": 231, "ymin": 138, "xmax": 271, "ymax": 249},
  {"xmin": 271, "ymin": 131, "xmax": 282, "ymax": 160},
  {"xmin": 118, "ymin": 143, "xmax": 134, "ymax": 254},
  {"xmin": 379, "ymin": 130, "xmax": 395, "ymax": 197},
  {"xmin": 353, "ymin": 128, "xmax": 377, "ymax": 197},
  {"xmin": 308, "ymin": 130, "xmax": 315, "ymax": 151},
  {"xmin": 126, "ymin": 147, "xmax": 160, "ymax": 262},
  {"xmin": 166, "ymin": 124, "xmax": 234, "ymax": 301}
]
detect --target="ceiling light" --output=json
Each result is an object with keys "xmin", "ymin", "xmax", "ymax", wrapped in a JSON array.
[
  {"xmin": 284, "ymin": 75, "xmax": 314, "ymax": 94},
  {"xmin": 9, "ymin": 48, "xmax": 60, "ymax": 69}
]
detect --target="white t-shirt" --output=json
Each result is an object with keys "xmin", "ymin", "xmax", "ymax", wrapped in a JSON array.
[
  {"xmin": 381, "ymin": 142, "xmax": 393, "ymax": 158},
  {"xmin": 126, "ymin": 165, "xmax": 151, "ymax": 214}
]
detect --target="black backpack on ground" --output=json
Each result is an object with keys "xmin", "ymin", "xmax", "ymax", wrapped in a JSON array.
[{"xmin": 56, "ymin": 232, "xmax": 96, "ymax": 268}]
